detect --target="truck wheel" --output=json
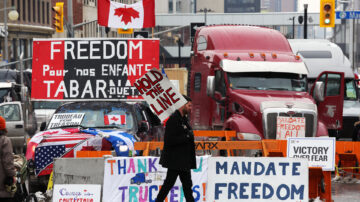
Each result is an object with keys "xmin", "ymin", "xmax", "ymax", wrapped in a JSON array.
[
  {"xmin": 137, "ymin": 182, "xmax": 141, "ymax": 185},
  {"xmin": 131, "ymin": 179, "xmax": 134, "ymax": 184}
]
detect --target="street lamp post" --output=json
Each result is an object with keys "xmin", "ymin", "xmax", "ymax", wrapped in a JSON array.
[
  {"xmin": 1, "ymin": 0, "xmax": 18, "ymax": 63},
  {"xmin": 199, "ymin": 8, "xmax": 213, "ymax": 25},
  {"xmin": 289, "ymin": 17, "xmax": 295, "ymax": 39},
  {"xmin": 304, "ymin": 4, "xmax": 308, "ymax": 39}
]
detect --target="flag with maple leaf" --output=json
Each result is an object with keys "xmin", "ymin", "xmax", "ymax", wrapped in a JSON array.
[{"xmin": 98, "ymin": 0, "xmax": 155, "ymax": 29}]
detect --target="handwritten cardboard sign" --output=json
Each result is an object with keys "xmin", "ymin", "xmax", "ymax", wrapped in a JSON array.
[
  {"xmin": 207, "ymin": 157, "xmax": 309, "ymax": 201},
  {"xmin": 133, "ymin": 68, "xmax": 187, "ymax": 121},
  {"xmin": 276, "ymin": 117, "xmax": 305, "ymax": 139},
  {"xmin": 102, "ymin": 156, "xmax": 208, "ymax": 202},
  {"xmin": 287, "ymin": 137, "xmax": 336, "ymax": 171},
  {"xmin": 48, "ymin": 113, "xmax": 85, "ymax": 129},
  {"xmin": 53, "ymin": 184, "xmax": 101, "ymax": 202}
]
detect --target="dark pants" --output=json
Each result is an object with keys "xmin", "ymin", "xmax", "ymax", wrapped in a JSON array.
[
  {"xmin": 0, "ymin": 198, "xmax": 15, "ymax": 202},
  {"xmin": 352, "ymin": 124, "xmax": 360, "ymax": 141},
  {"xmin": 156, "ymin": 169, "xmax": 194, "ymax": 202}
]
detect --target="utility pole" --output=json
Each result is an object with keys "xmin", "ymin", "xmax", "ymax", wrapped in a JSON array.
[
  {"xmin": 304, "ymin": 4, "xmax": 308, "ymax": 39},
  {"xmin": 289, "ymin": 17, "xmax": 295, "ymax": 39},
  {"xmin": 4, "ymin": 0, "xmax": 8, "ymax": 62},
  {"xmin": 67, "ymin": 0, "xmax": 74, "ymax": 37},
  {"xmin": 176, "ymin": 36, "xmax": 184, "ymax": 68},
  {"xmin": 199, "ymin": 8, "xmax": 213, "ymax": 25}
]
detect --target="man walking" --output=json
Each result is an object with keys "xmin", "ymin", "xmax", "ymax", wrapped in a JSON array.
[{"xmin": 156, "ymin": 95, "xmax": 196, "ymax": 202}]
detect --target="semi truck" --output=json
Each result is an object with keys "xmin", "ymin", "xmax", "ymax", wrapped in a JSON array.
[
  {"xmin": 289, "ymin": 39, "xmax": 360, "ymax": 140},
  {"xmin": 189, "ymin": 25, "xmax": 344, "ymax": 142}
]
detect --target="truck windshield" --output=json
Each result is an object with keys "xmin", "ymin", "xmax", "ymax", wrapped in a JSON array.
[
  {"xmin": 227, "ymin": 72, "xmax": 307, "ymax": 92},
  {"xmin": 50, "ymin": 102, "xmax": 135, "ymax": 131}
]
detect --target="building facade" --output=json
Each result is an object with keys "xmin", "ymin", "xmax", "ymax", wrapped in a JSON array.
[{"xmin": 0, "ymin": 0, "xmax": 54, "ymax": 68}]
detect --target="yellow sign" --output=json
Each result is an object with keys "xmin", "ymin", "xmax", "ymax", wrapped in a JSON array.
[
  {"xmin": 47, "ymin": 171, "xmax": 54, "ymax": 190},
  {"xmin": 118, "ymin": 28, "xmax": 134, "ymax": 34}
]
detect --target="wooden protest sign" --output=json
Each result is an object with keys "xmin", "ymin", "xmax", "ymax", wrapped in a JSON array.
[{"xmin": 133, "ymin": 68, "xmax": 187, "ymax": 121}]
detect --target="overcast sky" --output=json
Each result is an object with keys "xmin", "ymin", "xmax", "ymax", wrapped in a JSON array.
[{"xmin": 298, "ymin": 0, "xmax": 320, "ymax": 12}]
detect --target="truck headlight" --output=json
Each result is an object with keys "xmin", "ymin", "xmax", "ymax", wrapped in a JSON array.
[
  {"xmin": 119, "ymin": 145, "xmax": 128, "ymax": 152},
  {"xmin": 237, "ymin": 132, "xmax": 261, "ymax": 140}
]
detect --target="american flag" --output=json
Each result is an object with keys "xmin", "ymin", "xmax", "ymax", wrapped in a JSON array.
[
  {"xmin": 26, "ymin": 128, "xmax": 81, "ymax": 160},
  {"xmin": 34, "ymin": 133, "xmax": 94, "ymax": 176}
]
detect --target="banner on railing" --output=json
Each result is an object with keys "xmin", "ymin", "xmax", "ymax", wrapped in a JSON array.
[
  {"xmin": 102, "ymin": 156, "xmax": 209, "ymax": 202},
  {"xmin": 207, "ymin": 157, "xmax": 309, "ymax": 201}
]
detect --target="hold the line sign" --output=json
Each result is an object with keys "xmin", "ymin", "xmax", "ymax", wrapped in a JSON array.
[
  {"xmin": 31, "ymin": 38, "xmax": 159, "ymax": 100},
  {"xmin": 134, "ymin": 68, "xmax": 187, "ymax": 121}
]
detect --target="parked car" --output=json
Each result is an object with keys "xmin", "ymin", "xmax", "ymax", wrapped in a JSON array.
[
  {"xmin": 0, "ymin": 69, "xmax": 37, "ymax": 153},
  {"xmin": 26, "ymin": 100, "xmax": 163, "ymax": 193},
  {"xmin": 32, "ymin": 101, "xmax": 65, "ymax": 132}
]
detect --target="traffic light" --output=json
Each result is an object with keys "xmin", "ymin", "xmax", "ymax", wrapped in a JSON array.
[
  {"xmin": 320, "ymin": 0, "xmax": 335, "ymax": 27},
  {"xmin": 52, "ymin": 2, "xmax": 64, "ymax": 32}
]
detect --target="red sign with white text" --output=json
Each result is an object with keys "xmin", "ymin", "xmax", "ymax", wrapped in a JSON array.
[{"xmin": 31, "ymin": 39, "xmax": 159, "ymax": 100}]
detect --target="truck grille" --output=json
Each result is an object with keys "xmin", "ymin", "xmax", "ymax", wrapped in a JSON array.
[{"xmin": 266, "ymin": 112, "xmax": 315, "ymax": 139}]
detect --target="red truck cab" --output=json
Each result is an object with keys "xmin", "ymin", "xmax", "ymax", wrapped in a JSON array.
[{"xmin": 189, "ymin": 25, "xmax": 344, "ymax": 140}]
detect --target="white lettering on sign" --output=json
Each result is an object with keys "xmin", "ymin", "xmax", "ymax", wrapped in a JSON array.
[
  {"xmin": 50, "ymin": 41, "xmax": 62, "ymax": 60},
  {"xmin": 276, "ymin": 117, "xmax": 305, "ymax": 140},
  {"xmin": 42, "ymin": 64, "xmax": 68, "ymax": 77},
  {"xmin": 62, "ymin": 40, "xmax": 142, "ymax": 60},
  {"xmin": 42, "ymin": 80, "xmax": 137, "ymax": 99}
]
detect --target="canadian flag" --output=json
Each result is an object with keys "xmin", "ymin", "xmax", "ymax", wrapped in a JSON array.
[
  {"xmin": 104, "ymin": 115, "xmax": 126, "ymax": 125},
  {"xmin": 98, "ymin": 0, "xmax": 155, "ymax": 29}
]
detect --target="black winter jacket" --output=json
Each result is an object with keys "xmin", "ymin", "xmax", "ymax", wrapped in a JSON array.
[{"xmin": 159, "ymin": 110, "xmax": 196, "ymax": 170}]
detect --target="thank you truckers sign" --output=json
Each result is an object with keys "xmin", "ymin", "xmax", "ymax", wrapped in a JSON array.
[
  {"xmin": 31, "ymin": 38, "xmax": 159, "ymax": 100},
  {"xmin": 207, "ymin": 157, "xmax": 308, "ymax": 201}
]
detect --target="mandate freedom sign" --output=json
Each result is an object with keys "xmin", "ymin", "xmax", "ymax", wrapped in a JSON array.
[
  {"xmin": 102, "ymin": 156, "xmax": 208, "ymax": 202},
  {"xmin": 287, "ymin": 137, "xmax": 336, "ymax": 171},
  {"xmin": 207, "ymin": 157, "xmax": 308, "ymax": 202},
  {"xmin": 133, "ymin": 68, "xmax": 187, "ymax": 121},
  {"xmin": 32, "ymin": 38, "xmax": 159, "ymax": 100}
]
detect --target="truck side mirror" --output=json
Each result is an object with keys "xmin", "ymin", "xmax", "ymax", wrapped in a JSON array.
[
  {"xmin": 40, "ymin": 122, "xmax": 46, "ymax": 131},
  {"xmin": 206, "ymin": 76, "xmax": 215, "ymax": 97},
  {"xmin": 313, "ymin": 81, "xmax": 325, "ymax": 102}
]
